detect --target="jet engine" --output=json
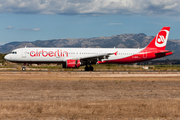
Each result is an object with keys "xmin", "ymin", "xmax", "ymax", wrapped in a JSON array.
[{"xmin": 62, "ymin": 59, "xmax": 81, "ymax": 68}]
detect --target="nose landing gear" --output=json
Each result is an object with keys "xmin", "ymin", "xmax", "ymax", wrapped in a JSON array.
[{"xmin": 22, "ymin": 63, "xmax": 26, "ymax": 71}]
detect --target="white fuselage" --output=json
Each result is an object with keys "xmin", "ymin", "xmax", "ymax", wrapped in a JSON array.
[{"xmin": 5, "ymin": 47, "xmax": 143, "ymax": 63}]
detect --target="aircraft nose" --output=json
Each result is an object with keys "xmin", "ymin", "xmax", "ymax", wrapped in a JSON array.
[{"xmin": 4, "ymin": 54, "xmax": 10, "ymax": 61}]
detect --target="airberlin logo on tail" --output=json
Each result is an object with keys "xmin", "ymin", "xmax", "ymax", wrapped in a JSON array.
[
  {"xmin": 158, "ymin": 35, "xmax": 165, "ymax": 43},
  {"xmin": 155, "ymin": 30, "xmax": 168, "ymax": 47}
]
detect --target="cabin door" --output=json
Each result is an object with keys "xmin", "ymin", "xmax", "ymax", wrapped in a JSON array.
[
  {"xmin": 143, "ymin": 51, "xmax": 147, "ymax": 58},
  {"xmin": 22, "ymin": 48, "xmax": 26, "ymax": 58}
]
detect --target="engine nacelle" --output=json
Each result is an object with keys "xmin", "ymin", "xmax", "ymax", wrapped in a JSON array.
[{"xmin": 62, "ymin": 59, "xmax": 81, "ymax": 68}]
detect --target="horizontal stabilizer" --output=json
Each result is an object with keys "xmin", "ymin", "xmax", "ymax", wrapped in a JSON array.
[{"xmin": 155, "ymin": 50, "xmax": 173, "ymax": 55}]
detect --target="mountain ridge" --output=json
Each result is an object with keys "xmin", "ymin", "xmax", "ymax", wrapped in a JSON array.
[{"xmin": 0, "ymin": 33, "xmax": 180, "ymax": 59}]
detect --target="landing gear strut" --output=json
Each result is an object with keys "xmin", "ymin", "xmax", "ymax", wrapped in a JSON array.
[
  {"xmin": 85, "ymin": 65, "xmax": 94, "ymax": 71},
  {"xmin": 22, "ymin": 63, "xmax": 26, "ymax": 71}
]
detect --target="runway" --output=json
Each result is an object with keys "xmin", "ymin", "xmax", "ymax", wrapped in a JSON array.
[
  {"xmin": 0, "ymin": 71, "xmax": 180, "ymax": 119},
  {"xmin": 0, "ymin": 71, "xmax": 180, "ymax": 80}
]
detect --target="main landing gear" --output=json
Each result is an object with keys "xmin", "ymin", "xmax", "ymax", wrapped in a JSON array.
[
  {"xmin": 85, "ymin": 65, "xmax": 94, "ymax": 71},
  {"xmin": 22, "ymin": 63, "xmax": 26, "ymax": 71}
]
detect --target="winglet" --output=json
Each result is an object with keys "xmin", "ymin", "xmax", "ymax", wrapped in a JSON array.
[{"xmin": 114, "ymin": 51, "xmax": 118, "ymax": 56}]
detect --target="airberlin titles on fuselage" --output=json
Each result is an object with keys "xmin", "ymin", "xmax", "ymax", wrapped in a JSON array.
[{"xmin": 30, "ymin": 50, "xmax": 68, "ymax": 57}]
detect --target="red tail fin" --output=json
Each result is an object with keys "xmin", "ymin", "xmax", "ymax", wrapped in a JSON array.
[{"xmin": 145, "ymin": 27, "xmax": 170, "ymax": 51}]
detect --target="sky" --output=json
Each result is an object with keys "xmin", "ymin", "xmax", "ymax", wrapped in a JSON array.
[{"xmin": 1, "ymin": 0, "xmax": 180, "ymax": 45}]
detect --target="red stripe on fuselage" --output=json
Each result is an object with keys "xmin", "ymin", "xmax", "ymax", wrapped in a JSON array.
[{"xmin": 98, "ymin": 51, "xmax": 173, "ymax": 64}]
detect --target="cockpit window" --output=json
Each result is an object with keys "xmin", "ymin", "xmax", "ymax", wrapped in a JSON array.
[{"xmin": 10, "ymin": 51, "xmax": 17, "ymax": 54}]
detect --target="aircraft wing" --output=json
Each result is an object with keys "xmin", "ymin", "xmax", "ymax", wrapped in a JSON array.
[
  {"xmin": 80, "ymin": 52, "xmax": 116, "ymax": 60},
  {"xmin": 68, "ymin": 51, "xmax": 118, "ymax": 63}
]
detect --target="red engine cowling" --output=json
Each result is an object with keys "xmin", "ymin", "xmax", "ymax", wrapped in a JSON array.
[{"xmin": 62, "ymin": 59, "xmax": 81, "ymax": 68}]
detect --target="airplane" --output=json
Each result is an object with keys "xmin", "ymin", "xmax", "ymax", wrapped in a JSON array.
[{"xmin": 4, "ymin": 27, "xmax": 173, "ymax": 71}]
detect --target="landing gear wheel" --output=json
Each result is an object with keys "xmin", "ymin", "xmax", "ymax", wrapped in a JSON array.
[
  {"xmin": 90, "ymin": 66, "xmax": 94, "ymax": 71},
  {"xmin": 84, "ymin": 66, "xmax": 94, "ymax": 71},
  {"xmin": 22, "ymin": 67, "xmax": 26, "ymax": 71},
  {"xmin": 22, "ymin": 63, "xmax": 26, "ymax": 71},
  {"xmin": 85, "ymin": 66, "xmax": 89, "ymax": 71}
]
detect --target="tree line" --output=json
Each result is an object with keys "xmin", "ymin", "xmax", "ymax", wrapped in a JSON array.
[{"xmin": 0, "ymin": 54, "xmax": 6, "ymax": 63}]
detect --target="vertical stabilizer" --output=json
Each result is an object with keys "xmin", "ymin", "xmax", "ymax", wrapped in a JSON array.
[{"xmin": 145, "ymin": 27, "xmax": 170, "ymax": 51}]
